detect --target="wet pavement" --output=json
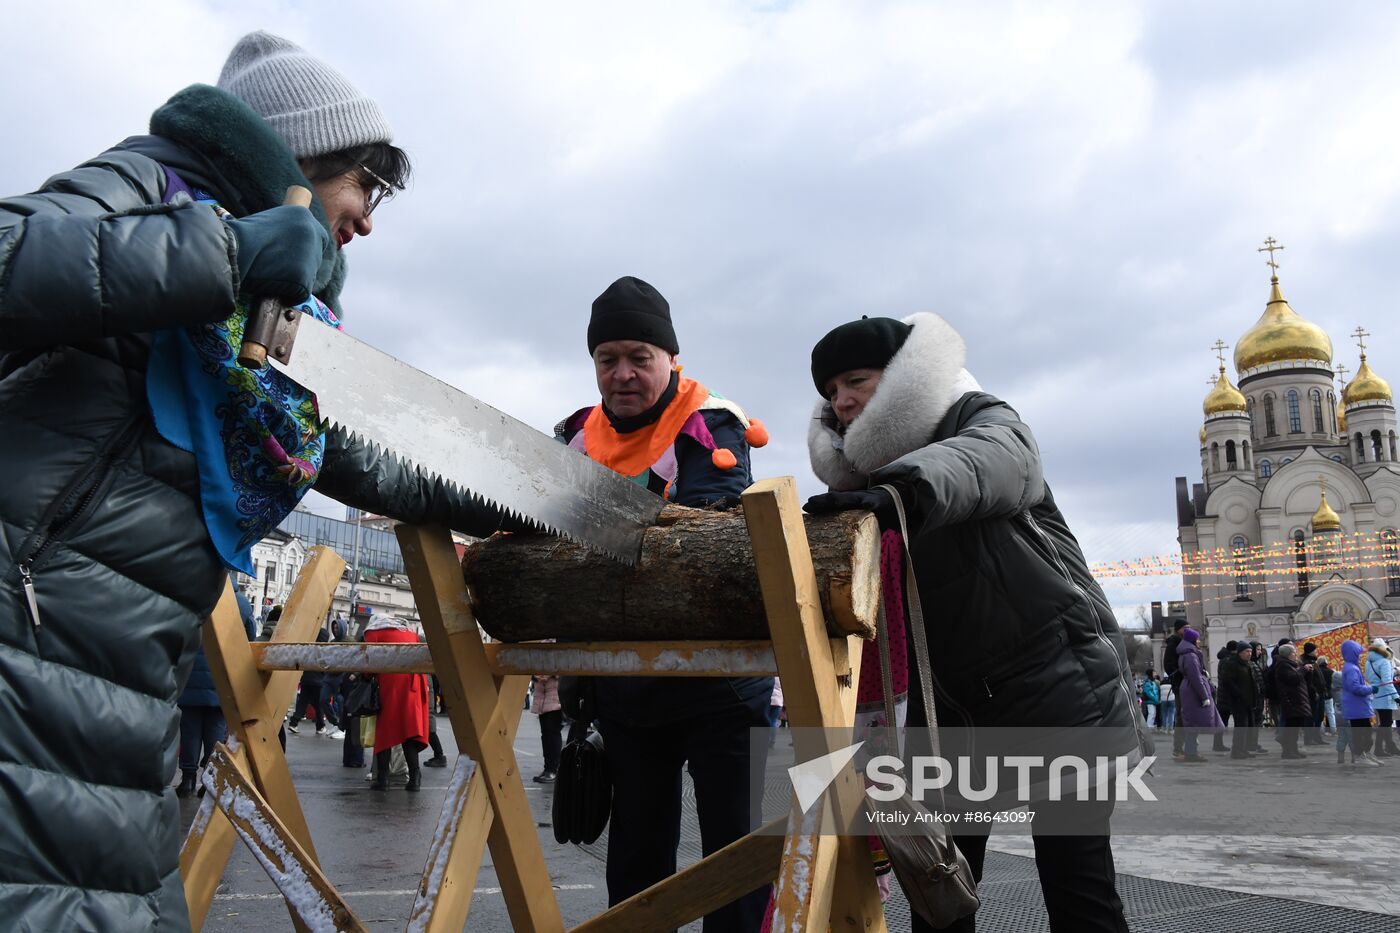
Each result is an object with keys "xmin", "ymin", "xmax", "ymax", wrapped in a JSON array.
[{"xmin": 182, "ymin": 715, "xmax": 1400, "ymax": 931}]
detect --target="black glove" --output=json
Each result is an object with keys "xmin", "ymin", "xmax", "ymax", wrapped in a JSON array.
[
  {"xmin": 803, "ymin": 488, "xmax": 896, "ymax": 525},
  {"xmin": 227, "ymin": 205, "xmax": 329, "ymax": 303}
]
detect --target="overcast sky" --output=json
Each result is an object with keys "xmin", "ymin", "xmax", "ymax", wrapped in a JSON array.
[{"xmin": 10, "ymin": 1, "xmax": 1400, "ymax": 615}]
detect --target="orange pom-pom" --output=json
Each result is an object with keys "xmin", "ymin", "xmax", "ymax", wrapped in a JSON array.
[
  {"xmin": 744, "ymin": 418, "xmax": 770, "ymax": 448},
  {"xmin": 712, "ymin": 448, "xmax": 738, "ymax": 471}
]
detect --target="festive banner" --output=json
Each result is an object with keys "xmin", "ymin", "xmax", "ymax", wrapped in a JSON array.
[{"xmin": 1299, "ymin": 620, "xmax": 1370, "ymax": 668}]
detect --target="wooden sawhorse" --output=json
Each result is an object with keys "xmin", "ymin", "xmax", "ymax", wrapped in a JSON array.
[{"xmin": 180, "ymin": 477, "xmax": 887, "ymax": 931}]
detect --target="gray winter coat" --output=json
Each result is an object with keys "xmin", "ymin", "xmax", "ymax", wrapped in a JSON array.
[
  {"xmin": 808, "ymin": 313, "xmax": 1140, "ymax": 747},
  {"xmin": 0, "ymin": 87, "xmax": 503, "ymax": 931}
]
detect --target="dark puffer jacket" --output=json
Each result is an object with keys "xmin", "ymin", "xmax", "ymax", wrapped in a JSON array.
[
  {"xmin": 0, "ymin": 88, "xmax": 503, "ymax": 931},
  {"xmin": 808, "ymin": 313, "xmax": 1140, "ymax": 749}
]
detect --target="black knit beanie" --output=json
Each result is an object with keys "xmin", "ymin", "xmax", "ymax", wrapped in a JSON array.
[
  {"xmin": 587, "ymin": 276, "xmax": 679, "ymax": 355},
  {"xmin": 810, "ymin": 316, "xmax": 913, "ymax": 396}
]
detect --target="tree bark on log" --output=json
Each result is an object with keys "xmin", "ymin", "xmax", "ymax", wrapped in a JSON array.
[{"xmin": 461, "ymin": 505, "xmax": 879, "ymax": 642}]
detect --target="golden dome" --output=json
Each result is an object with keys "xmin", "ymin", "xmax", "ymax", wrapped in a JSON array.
[
  {"xmin": 1312, "ymin": 486, "xmax": 1342, "ymax": 533},
  {"xmin": 1199, "ymin": 425, "xmax": 1207, "ymax": 445},
  {"xmin": 1234, "ymin": 278, "xmax": 1333, "ymax": 372},
  {"xmin": 1337, "ymin": 399, "xmax": 1348, "ymax": 432},
  {"xmin": 1342, "ymin": 355, "xmax": 1393, "ymax": 404},
  {"xmin": 1203, "ymin": 367, "xmax": 1247, "ymax": 415}
]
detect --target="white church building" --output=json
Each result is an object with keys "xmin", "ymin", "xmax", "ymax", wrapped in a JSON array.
[{"xmin": 1175, "ymin": 248, "xmax": 1400, "ymax": 653}]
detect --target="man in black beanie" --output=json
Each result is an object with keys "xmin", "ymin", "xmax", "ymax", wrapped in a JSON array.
[{"xmin": 556, "ymin": 275, "xmax": 773, "ymax": 931}]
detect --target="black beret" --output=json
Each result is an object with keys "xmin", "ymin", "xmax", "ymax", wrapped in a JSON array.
[{"xmin": 810, "ymin": 316, "xmax": 912, "ymax": 396}]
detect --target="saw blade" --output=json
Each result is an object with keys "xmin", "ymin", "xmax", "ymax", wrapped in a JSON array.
[{"xmin": 271, "ymin": 324, "xmax": 664, "ymax": 564}]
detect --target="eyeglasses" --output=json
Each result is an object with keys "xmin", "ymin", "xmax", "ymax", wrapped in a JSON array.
[{"xmin": 358, "ymin": 162, "xmax": 396, "ymax": 216}]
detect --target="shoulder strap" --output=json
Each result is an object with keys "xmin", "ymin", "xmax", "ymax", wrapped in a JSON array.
[{"xmin": 874, "ymin": 486, "xmax": 940, "ymax": 770}]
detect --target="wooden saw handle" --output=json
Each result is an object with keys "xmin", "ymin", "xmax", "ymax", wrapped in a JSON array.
[{"xmin": 237, "ymin": 185, "xmax": 315, "ymax": 369}]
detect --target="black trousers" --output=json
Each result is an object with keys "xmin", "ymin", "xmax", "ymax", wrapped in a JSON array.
[
  {"xmin": 539, "ymin": 709, "xmax": 564, "ymax": 772},
  {"xmin": 1377, "ymin": 710, "xmax": 1397, "ymax": 753},
  {"xmin": 1349, "ymin": 718, "xmax": 1374, "ymax": 757},
  {"xmin": 374, "ymin": 740, "xmax": 423, "ymax": 779},
  {"xmin": 178, "ymin": 705, "xmax": 227, "ymax": 775},
  {"xmin": 1280, "ymin": 712, "xmax": 1304, "ymax": 755},
  {"xmin": 290, "ymin": 680, "xmax": 325, "ymax": 729},
  {"xmin": 910, "ymin": 800, "xmax": 1128, "ymax": 933},
  {"xmin": 1230, "ymin": 707, "xmax": 1256, "ymax": 757},
  {"xmin": 598, "ymin": 696, "xmax": 771, "ymax": 933},
  {"xmin": 343, "ymin": 714, "xmax": 364, "ymax": 767}
]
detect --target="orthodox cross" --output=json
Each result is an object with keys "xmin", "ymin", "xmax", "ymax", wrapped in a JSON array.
[
  {"xmin": 1258, "ymin": 237, "xmax": 1285, "ymax": 275},
  {"xmin": 1211, "ymin": 339, "xmax": 1229, "ymax": 370},
  {"xmin": 1335, "ymin": 362, "xmax": 1350, "ymax": 385},
  {"xmin": 1352, "ymin": 326, "xmax": 1371, "ymax": 357}
]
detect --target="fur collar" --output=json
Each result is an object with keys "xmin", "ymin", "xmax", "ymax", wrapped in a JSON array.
[
  {"xmin": 808, "ymin": 311, "xmax": 977, "ymax": 491},
  {"xmin": 148, "ymin": 84, "xmax": 345, "ymax": 311}
]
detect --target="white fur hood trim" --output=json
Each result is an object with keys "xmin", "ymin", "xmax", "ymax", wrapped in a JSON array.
[{"xmin": 808, "ymin": 312, "xmax": 978, "ymax": 491}]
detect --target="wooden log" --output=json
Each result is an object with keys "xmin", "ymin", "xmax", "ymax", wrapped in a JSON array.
[{"xmin": 462, "ymin": 504, "xmax": 878, "ymax": 642}]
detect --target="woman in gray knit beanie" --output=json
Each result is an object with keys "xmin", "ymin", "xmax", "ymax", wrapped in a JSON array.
[
  {"xmin": 0, "ymin": 29, "xmax": 519, "ymax": 932},
  {"xmin": 219, "ymin": 29, "xmax": 411, "ymax": 250}
]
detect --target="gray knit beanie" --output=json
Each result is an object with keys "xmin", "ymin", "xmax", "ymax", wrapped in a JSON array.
[{"xmin": 217, "ymin": 30, "xmax": 392, "ymax": 159}]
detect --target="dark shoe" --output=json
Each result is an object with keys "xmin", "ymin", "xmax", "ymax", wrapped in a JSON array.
[
  {"xmin": 1229, "ymin": 752, "xmax": 1255, "ymax": 759},
  {"xmin": 1281, "ymin": 751, "xmax": 1307, "ymax": 759},
  {"xmin": 371, "ymin": 776, "xmax": 389, "ymax": 791},
  {"xmin": 406, "ymin": 772, "xmax": 422, "ymax": 792},
  {"xmin": 533, "ymin": 770, "xmax": 557, "ymax": 784},
  {"xmin": 1172, "ymin": 752, "xmax": 1187, "ymax": 762},
  {"xmin": 285, "ymin": 719, "xmax": 300, "ymax": 735},
  {"xmin": 1250, "ymin": 747, "xmax": 1269, "ymax": 754},
  {"xmin": 176, "ymin": 772, "xmax": 197, "ymax": 798},
  {"xmin": 1182, "ymin": 755, "xmax": 1209, "ymax": 763},
  {"xmin": 424, "ymin": 756, "xmax": 449, "ymax": 768},
  {"xmin": 1339, "ymin": 750, "xmax": 1347, "ymax": 764}
]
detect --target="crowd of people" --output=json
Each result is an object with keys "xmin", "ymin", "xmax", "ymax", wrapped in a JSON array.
[
  {"xmin": 1137, "ymin": 621, "xmax": 1400, "ymax": 766},
  {"xmin": 4, "ymin": 26, "xmax": 1152, "ymax": 933}
]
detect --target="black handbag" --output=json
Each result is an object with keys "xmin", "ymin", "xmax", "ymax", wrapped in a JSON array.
[
  {"xmin": 552, "ymin": 721, "xmax": 611, "ymax": 845},
  {"xmin": 343, "ymin": 676, "xmax": 381, "ymax": 718}
]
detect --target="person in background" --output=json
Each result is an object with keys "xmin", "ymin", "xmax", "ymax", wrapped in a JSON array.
[
  {"xmin": 1366, "ymin": 638, "xmax": 1398, "ymax": 757},
  {"xmin": 364, "ymin": 614, "xmax": 431, "ymax": 791},
  {"xmin": 1140, "ymin": 672, "xmax": 1159, "ymax": 729},
  {"xmin": 1274, "ymin": 644, "xmax": 1313, "ymax": 760},
  {"xmin": 1176, "ymin": 627, "xmax": 1221, "ymax": 763},
  {"xmin": 1218, "ymin": 642, "xmax": 1257, "ymax": 760},
  {"xmin": 1248, "ymin": 643, "xmax": 1268, "ymax": 754},
  {"xmin": 337, "ymin": 619, "xmax": 366, "ymax": 770},
  {"xmin": 1158, "ymin": 679, "xmax": 1176, "ymax": 733},
  {"xmin": 424, "ymin": 674, "xmax": 448, "ymax": 767},
  {"xmin": 1331, "ymin": 658, "xmax": 1353, "ymax": 766},
  {"xmin": 531, "ymin": 675, "xmax": 563, "ymax": 783},
  {"xmin": 1300, "ymin": 641, "xmax": 1326, "ymax": 746},
  {"xmin": 1210, "ymin": 641, "xmax": 1237, "ymax": 752},
  {"xmin": 1163, "ymin": 619, "xmax": 1188, "ymax": 757},
  {"xmin": 176, "ymin": 578, "xmax": 258, "ymax": 797},
  {"xmin": 1317, "ymin": 656, "xmax": 1336, "ymax": 737},
  {"xmin": 1341, "ymin": 639, "xmax": 1382, "ymax": 767},
  {"xmin": 768, "ymin": 677, "xmax": 786, "ymax": 747},
  {"xmin": 287, "ymin": 627, "xmax": 332, "ymax": 735}
]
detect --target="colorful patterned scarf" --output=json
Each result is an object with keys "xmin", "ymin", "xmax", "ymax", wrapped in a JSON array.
[{"xmin": 147, "ymin": 190, "xmax": 335, "ymax": 574}]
